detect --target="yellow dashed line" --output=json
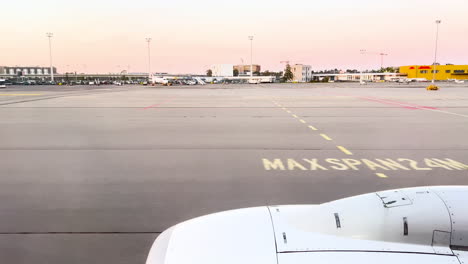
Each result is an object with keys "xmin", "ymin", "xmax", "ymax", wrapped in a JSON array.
[
  {"xmin": 292, "ymin": 114, "xmax": 299, "ymax": 118},
  {"xmin": 282, "ymin": 107, "xmax": 287, "ymax": 110},
  {"xmin": 337, "ymin": 146, "xmax": 353, "ymax": 155},
  {"xmin": 308, "ymin": 125, "xmax": 318, "ymax": 131},
  {"xmin": 286, "ymin": 110, "xmax": 292, "ymax": 114},
  {"xmin": 376, "ymin": 173, "xmax": 389, "ymax": 179},
  {"xmin": 299, "ymin": 119, "xmax": 307, "ymax": 124},
  {"xmin": 320, "ymin": 134, "xmax": 333, "ymax": 141}
]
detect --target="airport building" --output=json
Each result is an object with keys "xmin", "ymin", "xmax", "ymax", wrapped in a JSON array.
[
  {"xmin": 211, "ymin": 64, "xmax": 234, "ymax": 77},
  {"xmin": 0, "ymin": 66, "xmax": 57, "ymax": 76},
  {"xmin": 400, "ymin": 65, "xmax": 468, "ymax": 80},
  {"xmin": 234, "ymin": 65, "xmax": 261, "ymax": 75},
  {"xmin": 291, "ymin": 64, "xmax": 313, "ymax": 82},
  {"xmin": 311, "ymin": 72, "xmax": 402, "ymax": 82}
]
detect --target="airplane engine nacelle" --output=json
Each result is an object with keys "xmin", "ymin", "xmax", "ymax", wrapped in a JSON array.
[{"xmin": 146, "ymin": 186, "xmax": 468, "ymax": 264}]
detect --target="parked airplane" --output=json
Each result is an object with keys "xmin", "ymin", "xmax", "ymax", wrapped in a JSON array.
[{"xmin": 146, "ymin": 186, "xmax": 468, "ymax": 264}]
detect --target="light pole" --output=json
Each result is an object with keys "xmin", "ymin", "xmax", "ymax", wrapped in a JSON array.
[
  {"xmin": 432, "ymin": 20, "xmax": 442, "ymax": 84},
  {"xmin": 359, "ymin": 49, "xmax": 366, "ymax": 82},
  {"xmin": 46, "ymin": 32, "xmax": 54, "ymax": 82},
  {"xmin": 379, "ymin": 53, "xmax": 388, "ymax": 69},
  {"xmin": 248, "ymin": 36, "xmax": 254, "ymax": 77},
  {"xmin": 146, "ymin": 37, "xmax": 152, "ymax": 80}
]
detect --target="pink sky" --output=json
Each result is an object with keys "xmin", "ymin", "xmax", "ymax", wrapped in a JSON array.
[{"xmin": 1, "ymin": 0, "xmax": 467, "ymax": 74}]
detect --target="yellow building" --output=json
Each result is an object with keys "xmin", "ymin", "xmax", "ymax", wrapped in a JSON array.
[{"xmin": 400, "ymin": 65, "xmax": 468, "ymax": 80}]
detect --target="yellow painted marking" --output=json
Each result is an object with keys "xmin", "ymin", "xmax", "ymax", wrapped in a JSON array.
[
  {"xmin": 299, "ymin": 119, "xmax": 307, "ymax": 124},
  {"xmin": 0, "ymin": 94, "xmax": 43, "ymax": 96},
  {"xmin": 308, "ymin": 125, "xmax": 318, "ymax": 131},
  {"xmin": 337, "ymin": 146, "xmax": 353, "ymax": 155},
  {"xmin": 282, "ymin": 107, "xmax": 287, "ymax": 110},
  {"xmin": 292, "ymin": 114, "xmax": 299, "ymax": 118},
  {"xmin": 262, "ymin": 158, "xmax": 468, "ymax": 172},
  {"xmin": 320, "ymin": 134, "xmax": 333, "ymax": 141},
  {"xmin": 376, "ymin": 173, "xmax": 389, "ymax": 178},
  {"xmin": 286, "ymin": 110, "xmax": 292, "ymax": 114}
]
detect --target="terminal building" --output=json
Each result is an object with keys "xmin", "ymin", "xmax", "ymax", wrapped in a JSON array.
[
  {"xmin": 400, "ymin": 65, "xmax": 468, "ymax": 80},
  {"xmin": 291, "ymin": 64, "xmax": 313, "ymax": 82},
  {"xmin": 0, "ymin": 66, "xmax": 57, "ymax": 76},
  {"xmin": 311, "ymin": 72, "xmax": 402, "ymax": 82},
  {"xmin": 211, "ymin": 64, "xmax": 234, "ymax": 77}
]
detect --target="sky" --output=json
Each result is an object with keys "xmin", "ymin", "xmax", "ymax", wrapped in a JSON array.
[{"xmin": 1, "ymin": 0, "xmax": 467, "ymax": 74}]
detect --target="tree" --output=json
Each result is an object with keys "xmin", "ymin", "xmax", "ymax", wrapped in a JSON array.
[
  {"xmin": 260, "ymin": 70, "xmax": 271, "ymax": 76},
  {"xmin": 283, "ymin": 64, "xmax": 293, "ymax": 81},
  {"xmin": 206, "ymin": 69, "xmax": 213, "ymax": 77},
  {"xmin": 233, "ymin": 69, "xmax": 239, "ymax": 76}
]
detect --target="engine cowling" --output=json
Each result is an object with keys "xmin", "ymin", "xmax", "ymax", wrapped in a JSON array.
[{"xmin": 146, "ymin": 186, "xmax": 468, "ymax": 264}]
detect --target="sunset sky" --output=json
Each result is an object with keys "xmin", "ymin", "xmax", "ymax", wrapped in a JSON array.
[{"xmin": 1, "ymin": 0, "xmax": 467, "ymax": 74}]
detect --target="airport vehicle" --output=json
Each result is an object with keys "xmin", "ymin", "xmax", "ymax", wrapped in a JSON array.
[
  {"xmin": 455, "ymin": 80, "xmax": 465, "ymax": 84},
  {"xmin": 408, "ymin": 78, "xmax": 429, "ymax": 82},
  {"xmin": 146, "ymin": 186, "xmax": 468, "ymax": 264},
  {"xmin": 194, "ymin": 77, "xmax": 206, "ymax": 85},
  {"xmin": 0, "ymin": 79, "xmax": 6, "ymax": 88},
  {"xmin": 427, "ymin": 85, "xmax": 439, "ymax": 91},
  {"xmin": 152, "ymin": 76, "xmax": 169, "ymax": 85},
  {"xmin": 396, "ymin": 78, "xmax": 411, "ymax": 84}
]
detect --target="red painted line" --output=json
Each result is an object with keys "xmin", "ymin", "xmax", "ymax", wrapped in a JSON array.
[
  {"xmin": 358, "ymin": 96, "xmax": 418, "ymax": 110},
  {"xmin": 143, "ymin": 98, "xmax": 174, "ymax": 110},
  {"xmin": 317, "ymin": 91, "xmax": 438, "ymax": 110},
  {"xmin": 374, "ymin": 98, "xmax": 438, "ymax": 110}
]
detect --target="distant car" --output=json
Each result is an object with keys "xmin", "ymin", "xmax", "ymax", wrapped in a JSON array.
[
  {"xmin": 0, "ymin": 79, "xmax": 6, "ymax": 88},
  {"xmin": 409, "ymin": 78, "xmax": 428, "ymax": 82},
  {"xmin": 24, "ymin": 80, "xmax": 37, "ymax": 85},
  {"xmin": 89, "ymin": 82, "xmax": 95, "ymax": 85}
]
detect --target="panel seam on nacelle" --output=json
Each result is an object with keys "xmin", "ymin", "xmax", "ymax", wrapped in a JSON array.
[
  {"xmin": 277, "ymin": 249, "xmax": 456, "ymax": 256},
  {"xmin": 267, "ymin": 206, "xmax": 281, "ymax": 264},
  {"xmin": 428, "ymin": 190, "xmax": 455, "ymax": 254}
]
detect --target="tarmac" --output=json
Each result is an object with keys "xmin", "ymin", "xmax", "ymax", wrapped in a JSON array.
[{"xmin": 0, "ymin": 82, "xmax": 467, "ymax": 264}]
